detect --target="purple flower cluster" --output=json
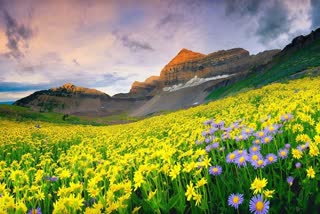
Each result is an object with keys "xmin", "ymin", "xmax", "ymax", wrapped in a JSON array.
[
  {"xmin": 28, "ymin": 208, "xmax": 42, "ymax": 214},
  {"xmin": 226, "ymin": 148, "xmax": 279, "ymax": 169},
  {"xmin": 43, "ymin": 176, "xmax": 58, "ymax": 182},
  {"xmin": 280, "ymin": 113, "xmax": 293, "ymax": 122}
]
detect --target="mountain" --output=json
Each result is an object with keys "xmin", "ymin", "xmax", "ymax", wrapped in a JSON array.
[
  {"xmin": 15, "ymin": 28, "xmax": 320, "ymax": 117},
  {"xmin": 118, "ymin": 47, "xmax": 278, "ymax": 99},
  {"xmin": 14, "ymin": 83, "xmax": 150, "ymax": 116}
]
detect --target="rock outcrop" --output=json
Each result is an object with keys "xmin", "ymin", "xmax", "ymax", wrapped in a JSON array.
[
  {"xmin": 129, "ymin": 76, "xmax": 161, "ymax": 96},
  {"xmin": 278, "ymin": 27, "xmax": 320, "ymax": 56}
]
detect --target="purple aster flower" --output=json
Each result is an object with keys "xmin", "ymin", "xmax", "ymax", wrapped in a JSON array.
[
  {"xmin": 205, "ymin": 145, "xmax": 212, "ymax": 152},
  {"xmin": 297, "ymin": 143, "xmax": 309, "ymax": 151},
  {"xmin": 209, "ymin": 166, "xmax": 222, "ymax": 176},
  {"xmin": 205, "ymin": 137, "xmax": 212, "ymax": 144},
  {"xmin": 287, "ymin": 176, "xmax": 294, "ymax": 186},
  {"xmin": 251, "ymin": 158, "xmax": 266, "ymax": 169},
  {"xmin": 265, "ymin": 153, "xmax": 277, "ymax": 164},
  {"xmin": 204, "ymin": 119, "xmax": 213, "ymax": 126},
  {"xmin": 223, "ymin": 126, "xmax": 233, "ymax": 132},
  {"xmin": 211, "ymin": 142, "xmax": 219, "ymax": 149},
  {"xmin": 281, "ymin": 113, "xmax": 293, "ymax": 122},
  {"xmin": 235, "ymin": 154, "xmax": 248, "ymax": 167},
  {"xmin": 235, "ymin": 134, "xmax": 249, "ymax": 142},
  {"xmin": 229, "ymin": 122, "xmax": 239, "ymax": 130},
  {"xmin": 28, "ymin": 208, "xmax": 42, "ymax": 214},
  {"xmin": 249, "ymin": 153, "xmax": 263, "ymax": 163},
  {"xmin": 50, "ymin": 176, "xmax": 58, "ymax": 182},
  {"xmin": 250, "ymin": 145, "xmax": 261, "ymax": 153},
  {"xmin": 201, "ymin": 131, "xmax": 207, "ymax": 137},
  {"xmin": 218, "ymin": 120, "xmax": 225, "ymax": 128},
  {"xmin": 253, "ymin": 138, "xmax": 261, "ymax": 145},
  {"xmin": 226, "ymin": 152, "xmax": 237, "ymax": 163},
  {"xmin": 209, "ymin": 127, "xmax": 218, "ymax": 135},
  {"xmin": 264, "ymin": 124, "xmax": 280, "ymax": 135},
  {"xmin": 235, "ymin": 149, "xmax": 248, "ymax": 157},
  {"xmin": 249, "ymin": 194, "xmax": 270, "ymax": 214},
  {"xmin": 285, "ymin": 143, "xmax": 291, "ymax": 149},
  {"xmin": 262, "ymin": 136, "xmax": 273, "ymax": 144},
  {"xmin": 254, "ymin": 131, "xmax": 266, "ymax": 139},
  {"xmin": 278, "ymin": 148, "xmax": 289, "ymax": 159},
  {"xmin": 242, "ymin": 128, "xmax": 254, "ymax": 136},
  {"xmin": 228, "ymin": 193, "xmax": 244, "ymax": 209},
  {"xmin": 295, "ymin": 162, "xmax": 301, "ymax": 168}
]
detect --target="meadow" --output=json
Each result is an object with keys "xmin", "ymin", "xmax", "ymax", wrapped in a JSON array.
[{"xmin": 1, "ymin": 76, "xmax": 320, "ymax": 213}]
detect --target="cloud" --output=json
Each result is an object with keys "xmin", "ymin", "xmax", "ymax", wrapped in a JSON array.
[
  {"xmin": 225, "ymin": 0, "xmax": 264, "ymax": 16},
  {"xmin": 224, "ymin": 0, "xmax": 292, "ymax": 45},
  {"xmin": 311, "ymin": 0, "xmax": 320, "ymax": 28},
  {"xmin": 0, "ymin": 9, "xmax": 33, "ymax": 59},
  {"xmin": 255, "ymin": 1, "xmax": 291, "ymax": 44},
  {"xmin": 157, "ymin": 13, "xmax": 184, "ymax": 27},
  {"xmin": 113, "ymin": 32, "xmax": 154, "ymax": 52}
]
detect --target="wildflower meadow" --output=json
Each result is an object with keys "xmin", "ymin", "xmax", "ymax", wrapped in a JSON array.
[{"xmin": 1, "ymin": 76, "xmax": 320, "ymax": 213}]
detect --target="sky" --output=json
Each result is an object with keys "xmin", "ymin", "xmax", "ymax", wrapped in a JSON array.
[{"xmin": 0, "ymin": 0, "xmax": 319, "ymax": 101}]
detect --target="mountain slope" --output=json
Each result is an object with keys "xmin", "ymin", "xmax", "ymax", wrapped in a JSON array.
[
  {"xmin": 14, "ymin": 83, "xmax": 150, "ymax": 116},
  {"xmin": 206, "ymin": 28, "xmax": 320, "ymax": 100}
]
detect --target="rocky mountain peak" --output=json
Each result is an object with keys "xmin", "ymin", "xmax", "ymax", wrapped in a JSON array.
[
  {"xmin": 167, "ymin": 48, "xmax": 206, "ymax": 66},
  {"xmin": 51, "ymin": 83, "xmax": 106, "ymax": 95}
]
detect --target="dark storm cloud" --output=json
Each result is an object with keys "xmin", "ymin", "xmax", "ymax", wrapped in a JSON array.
[
  {"xmin": 0, "ymin": 9, "xmax": 33, "ymax": 59},
  {"xmin": 116, "ymin": 33, "xmax": 154, "ymax": 52},
  {"xmin": 311, "ymin": 0, "xmax": 320, "ymax": 28},
  {"xmin": 255, "ymin": 2, "xmax": 290, "ymax": 44},
  {"xmin": 224, "ymin": 0, "xmax": 291, "ymax": 44}
]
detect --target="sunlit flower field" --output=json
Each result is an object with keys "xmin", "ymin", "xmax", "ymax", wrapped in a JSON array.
[{"xmin": 1, "ymin": 77, "xmax": 320, "ymax": 213}]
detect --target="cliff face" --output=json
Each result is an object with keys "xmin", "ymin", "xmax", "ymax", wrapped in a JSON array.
[
  {"xmin": 159, "ymin": 48, "xmax": 278, "ymax": 86},
  {"xmin": 125, "ymin": 48, "xmax": 279, "ymax": 98}
]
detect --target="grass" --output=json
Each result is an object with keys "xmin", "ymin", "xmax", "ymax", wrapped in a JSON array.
[{"xmin": 0, "ymin": 105, "xmax": 139, "ymax": 125}]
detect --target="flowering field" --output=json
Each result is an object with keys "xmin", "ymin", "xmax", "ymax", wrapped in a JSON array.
[{"xmin": 1, "ymin": 77, "xmax": 320, "ymax": 213}]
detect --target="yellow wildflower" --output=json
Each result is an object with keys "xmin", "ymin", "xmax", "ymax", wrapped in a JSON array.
[{"xmin": 250, "ymin": 177, "xmax": 268, "ymax": 194}]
